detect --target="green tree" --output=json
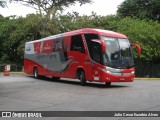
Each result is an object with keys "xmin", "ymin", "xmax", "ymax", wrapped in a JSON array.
[
  {"xmin": 11, "ymin": 0, "xmax": 92, "ymax": 18},
  {"xmin": 0, "ymin": 12, "xmax": 160, "ymax": 65},
  {"xmin": 1, "ymin": 54, "xmax": 9, "ymax": 63},
  {"xmin": 10, "ymin": 0, "xmax": 92, "ymax": 38},
  {"xmin": 117, "ymin": 0, "xmax": 160, "ymax": 21},
  {"xmin": 0, "ymin": 16, "xmax": 26, "ymax": 63},
  {"xmin": 106, "ymin": 17, "xmax": 160, "ymax": 61}
]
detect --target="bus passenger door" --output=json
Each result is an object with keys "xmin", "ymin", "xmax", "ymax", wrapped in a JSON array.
[
  {"xmin": 85, "ymin": 40, "xmax": 103, "ymax": 81},
  {"xmin": 67, "ymin": 35, "xmax": 86, "ymax": 78}
]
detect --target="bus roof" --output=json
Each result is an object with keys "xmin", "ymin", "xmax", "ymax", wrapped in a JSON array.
[
  {"xmin": 26, "ymin": 28, "xmax": 127, "ymax": 43},
  {"xmin": 64, "ymin": 28, "xmax": 127, "ymax": 38}
]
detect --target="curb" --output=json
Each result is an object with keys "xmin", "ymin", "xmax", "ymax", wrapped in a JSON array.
[
  {"xmin": 0, "ymin": 72, "xmax": 25, "ymax": 74},
  {"xmin": 0, "ymin": 72, "xmax": 25, "ymax": 75},
  {"xmin": 134, "ymin": 78, "xmax": 160, "ymax": 80}
]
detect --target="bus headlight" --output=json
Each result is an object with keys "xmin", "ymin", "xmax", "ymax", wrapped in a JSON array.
[
  {"xmin": 106, "ymin": 71, "xmax": 111, "ymax": 74},
  {"xmin": 99, "ymin": 67, "xmax": 134, "ymax": 76}
]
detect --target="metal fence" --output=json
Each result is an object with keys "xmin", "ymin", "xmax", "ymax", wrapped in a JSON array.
[{"xmin": 135, "ymin": 61, "xmax": 160, "ymax": 78}]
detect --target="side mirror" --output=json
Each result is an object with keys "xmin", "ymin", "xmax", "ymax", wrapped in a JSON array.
[{"xmin": 131, "ymin": 43, "xmax": 142, "ymax": 55}]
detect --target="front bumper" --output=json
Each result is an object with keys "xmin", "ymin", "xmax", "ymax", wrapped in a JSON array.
[
  {"xmin": 99, "ymin": 67, "xmax": 135, "ymax": 82},
  {"xmin": 101, "ymin": 72, "xmax": 134, "ymax": 82}
]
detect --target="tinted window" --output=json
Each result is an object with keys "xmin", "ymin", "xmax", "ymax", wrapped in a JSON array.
[
  {"xmin": 84, "ymin": 34, "xmax": 102, "ymax": 64},
  {"xmin": 91, "ymin": 42, "xmax": 102, "ymax": 64},
  {"xmin": 70, "ymin": 35, "xmax": 85, "ymax": 53},
  {"xmin": 84, "ymin": 34, "xmax": 100, "ymax": 55}
]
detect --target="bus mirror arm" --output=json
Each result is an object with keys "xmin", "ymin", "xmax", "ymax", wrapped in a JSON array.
[
  {"xmin": 131, "ymin": 43, "xmax": 142, "ymax": 55},
  {"xmin": 91, "ymin": 39, "xmax": 106, "ymax": 52}
]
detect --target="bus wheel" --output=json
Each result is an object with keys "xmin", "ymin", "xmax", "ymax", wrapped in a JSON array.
[
  {"xmin": 105, "ymin": 82, "xmax": 111, "ymax": 86},
  {"xmin": 77, "ymin": 70, "xmax": 86, "ymax": 86},
  {"xmin": 33, "ymin": 68, "xmax": 39, "ymax": 79}
]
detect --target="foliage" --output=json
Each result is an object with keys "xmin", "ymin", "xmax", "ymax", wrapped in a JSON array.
[
  {"xmin": 11, "ymin": 0, "xmax": 92, "ymax": 18},
  {"xmin": 0, "ymin": 54, "xmax": 9, "ymax": 63},
  {"xmin": 106, "ymin": 17, "xmax": 160, "ymax": 61},
  {"xmin": 117, "ymin": 0, "xmax": 160, "ymax": 21},
  {"xmin": 0, "ymin": 13, "xmax": 160, "ymax": 64}
]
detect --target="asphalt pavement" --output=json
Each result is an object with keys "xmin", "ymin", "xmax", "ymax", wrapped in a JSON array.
[{"xmin": 0, "ymin": 74, "xmax": 160, "ymax": 120}]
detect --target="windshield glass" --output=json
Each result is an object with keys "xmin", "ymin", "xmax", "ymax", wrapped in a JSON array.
[{"xmin": 102, "ymin": 36, "xmax": 133, "ymax": 69}]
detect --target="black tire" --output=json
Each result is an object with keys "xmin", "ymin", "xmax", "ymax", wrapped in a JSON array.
[
  {"xmin": 33, "ymin": 68, "xmax": 39, "ymax": 79},
  {"xmin": 105, "ymin": 82, "xmax": 111, "ymax": 86},
  {"xmin": 77, "ymin": 70, "xmax": 86, "ymax": 86},
  {"xmin": 52, "ymin": 77, "xmax": 60, "ymax": 80}
]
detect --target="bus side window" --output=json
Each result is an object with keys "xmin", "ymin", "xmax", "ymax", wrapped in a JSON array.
[{"xmin": 70, "ymin": 35, "xmax": 85, "ymax": 53}]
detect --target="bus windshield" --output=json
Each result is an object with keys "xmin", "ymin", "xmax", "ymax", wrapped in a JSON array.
[{"xmin": 102, "ymin": 36, "xmax": 134, "ymax": 69}]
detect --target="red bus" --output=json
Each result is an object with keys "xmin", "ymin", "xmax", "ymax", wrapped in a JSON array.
[{"xmin": 24, "ymin": 28, "xmax": 141, "ymax": 86}]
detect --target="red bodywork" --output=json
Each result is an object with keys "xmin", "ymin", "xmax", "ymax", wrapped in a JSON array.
[{"xmin": 24, "ymin": 28, "xmax": 140, "ymax": 83}]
